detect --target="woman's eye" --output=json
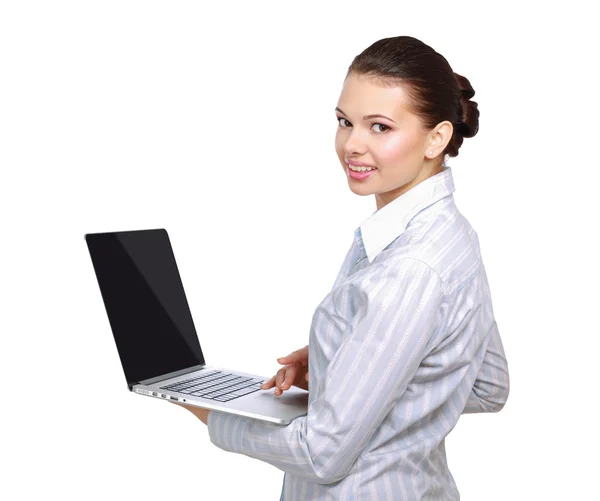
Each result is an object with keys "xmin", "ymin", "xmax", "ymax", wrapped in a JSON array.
[
  {"xmin": 372, "ymin": 123, "xmax": 389, "ymax": 133},
  {"xmin": 336, "ymin": 117, "xmax": 389, "ymax": 133}
]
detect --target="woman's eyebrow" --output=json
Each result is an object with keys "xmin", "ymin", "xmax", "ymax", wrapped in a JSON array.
[{"xmin": 335, "ymin": 107, "xmax": 398, "ymax": 124}]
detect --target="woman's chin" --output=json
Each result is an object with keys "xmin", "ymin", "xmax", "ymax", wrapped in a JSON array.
[{"xmin": 347, "ymin": 182, "xmax": 375, "ymax": 196}]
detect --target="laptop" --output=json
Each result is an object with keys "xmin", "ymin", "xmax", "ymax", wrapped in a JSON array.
[{"xmin": 85, "ymin": 228, "xmax": 308, "ymax": 425}]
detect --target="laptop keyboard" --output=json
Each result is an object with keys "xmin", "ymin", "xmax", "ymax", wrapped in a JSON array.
[{"xmin": 159, "ymin": 370, "xmax": 266, "ymax": 402}]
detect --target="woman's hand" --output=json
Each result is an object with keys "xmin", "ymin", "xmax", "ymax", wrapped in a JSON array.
[
  {"xmin": 261, "ymin": 344, "xmax": 309, "ymax": 395},
  {"xmin": 172, "ymin": 402, "xmax": 211, "ymax": 425}
]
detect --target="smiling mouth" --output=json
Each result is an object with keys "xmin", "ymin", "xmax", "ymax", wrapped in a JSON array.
[{"xmin": 347, "ymin": 164, "xmax": 377, "ymax": 172}]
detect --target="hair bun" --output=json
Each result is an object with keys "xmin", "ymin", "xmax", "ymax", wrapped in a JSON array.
[{"xmin": 453, "ymin": 72, "xmax": 480, "ymax": 138}]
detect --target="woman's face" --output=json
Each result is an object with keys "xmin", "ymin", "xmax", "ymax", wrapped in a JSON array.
[{"xmin": 335, "ymin": 72, "xmax": 451, "ymax": 210}]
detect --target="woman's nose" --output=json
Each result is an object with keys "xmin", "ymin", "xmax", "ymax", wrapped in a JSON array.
[{"xmin": 343, "ymin": 131, "xmax": 367, "ymax": 157}]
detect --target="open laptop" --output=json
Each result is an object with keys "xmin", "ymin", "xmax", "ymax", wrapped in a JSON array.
[{"xmin": 85, "ymin": 228, "xmax": 308, "ymax": 425}]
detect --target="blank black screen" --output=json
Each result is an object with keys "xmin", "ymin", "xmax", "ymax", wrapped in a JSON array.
[{"xmin": 86, "ymin": 228, "xmax": 205, "ymax": 389}]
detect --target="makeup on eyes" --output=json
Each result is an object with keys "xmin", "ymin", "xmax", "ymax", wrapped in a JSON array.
[{"xmin": 336, "ymin": 116, "xmax": 391, "ymax": 132}]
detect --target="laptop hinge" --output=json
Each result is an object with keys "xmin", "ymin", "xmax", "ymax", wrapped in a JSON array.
[{"xmin": 138, "ymin": 364, "xmax": 206, "ymax": 387}]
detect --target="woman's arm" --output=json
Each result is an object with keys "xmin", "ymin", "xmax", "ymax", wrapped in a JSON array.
[
  {"xmin": 206, "ymin": 258, "xmax": 445, "ymax": 485},
  {"xmin": 462, "ymin": 322, "xmax": 510, "ymax": 414}
]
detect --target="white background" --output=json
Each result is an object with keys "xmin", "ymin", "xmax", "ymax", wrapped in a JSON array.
[{"xmin": 1, "ymin": 1, "xmax": 598, "ymax": 499}]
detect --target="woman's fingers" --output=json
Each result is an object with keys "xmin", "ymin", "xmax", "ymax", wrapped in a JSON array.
[
  {"xmin": 260, "ymin": 365, "xmax": 299, "ymax": 395},
  {"xmin": 275, "ymin": 368, "xmax": 287, "ymax": 395},
  {"xmin": 260, "ymin": 375, "xmax": 276, "ymax": 389},
  {"xmin": 281, "ymin": 365, "xmax": 297, "ymax": 390},
  {"xmin": 305, "ymin": 371, "xmax": 309, "ymax": 381},
  {"xmin": 277, "ymin": 345, "xmax": 309, "ymax": 366},
  {"xmin": 275, "ymin": 369, "xmax": 284, "ymax": 387},
  {"xmin": 277, "ymin": 353, "xmax": 299, "ymax": 364}
]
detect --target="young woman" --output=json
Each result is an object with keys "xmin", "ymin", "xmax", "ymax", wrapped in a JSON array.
[{"xmin": 177, "ymin": 35, "xmax": 510, "ymax": 500}]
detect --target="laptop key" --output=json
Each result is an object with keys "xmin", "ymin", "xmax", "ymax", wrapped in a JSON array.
[
  {"xmin": 203, "ymin": 382, "xmax": 232, "ymax": 392},
  {"xmin": 214, "ymin": 395, "xmax": 237, "ymax": 402},
  {"xmin": 205, "ymin": 387, "xmax": 237, "ymax": 396},
  {"xmin": 200, "ymin": 388, "xmax": 230, "ymax": 397},
  {"xmin": 160, "ymin": 372, "xmax": 223, "ymax": 390},
  {"xmin": 170, "ymin": 374, "xmax": 259, "ymax": 394},
  {"xmin": 231, "ymin": 387, "xmax": 260, "ymax": 397},
  {"xmin": 231, "ymin": 381, "xmax": 250, "ymax": 388},
  {"xmin": 229, "ymin": 383, "xmax": 255, "ymax": 391}
]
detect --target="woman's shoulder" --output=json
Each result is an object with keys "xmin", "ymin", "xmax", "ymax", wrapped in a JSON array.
[{"xmin": 385, "ymin": 204, "xmax": 482, "ymax": 295}]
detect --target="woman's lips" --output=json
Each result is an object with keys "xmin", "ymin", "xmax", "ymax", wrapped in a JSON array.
[{"xmin": 348, "ymin": 165, "xmax": 377, "ymax": 181}]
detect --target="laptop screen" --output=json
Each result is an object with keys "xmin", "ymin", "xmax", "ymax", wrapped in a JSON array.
[{"xmin": 85, "ymin": 228, "xmax": 205, "ymax": 389}]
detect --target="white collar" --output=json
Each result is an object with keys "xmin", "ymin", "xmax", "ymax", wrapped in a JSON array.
[{"xmin": 358, "ymin": 166, "xmax": 456, "ymax": 263}]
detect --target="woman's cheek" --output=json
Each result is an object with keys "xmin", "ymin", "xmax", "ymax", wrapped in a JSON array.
[
  {"xmin": 334, "ymin": 134, "xmax": 346, "ymax": 160},
  {"xmin": 378, "ymin": 134, "xmax": 410, "ymax": 161}
]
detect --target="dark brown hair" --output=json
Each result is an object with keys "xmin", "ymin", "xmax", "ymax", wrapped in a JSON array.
[{"xmin": 346, "ymin": 36, "xmax": 479, "ymax": 159}]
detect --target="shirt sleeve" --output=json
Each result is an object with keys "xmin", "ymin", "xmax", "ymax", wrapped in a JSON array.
[
  {"xmin": 207, "ymin": 257, "xmax": 445, "ymax": 485},
  {"xmin": 461, "ymin": 322, "xmax": 510, "ymax": 413}
]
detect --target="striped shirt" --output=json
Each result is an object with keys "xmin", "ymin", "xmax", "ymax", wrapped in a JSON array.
[{"xmin": 207, "ymin": 165, "xmax": 510, "ymax": 500}]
